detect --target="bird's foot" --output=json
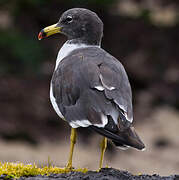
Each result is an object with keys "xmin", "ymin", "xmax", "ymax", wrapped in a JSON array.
[
  {"xmin": 64, "ymin": 163, "xmax": 74, "ymax": 172},
  {"xmin": 97, "ymin": 164, "xmax": 109, "ymax": 172},
  {"xmin": 97, "ymin": 166, "xmax": 104, "ymax": 172}
]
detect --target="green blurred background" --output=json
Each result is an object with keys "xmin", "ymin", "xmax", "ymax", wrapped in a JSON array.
[{"xmin": 0, "ymin": 0, "xmax": 179, "ymax": 175}]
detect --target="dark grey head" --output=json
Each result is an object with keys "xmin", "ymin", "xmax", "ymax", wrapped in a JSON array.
[{"xmin": 38, "ymin": 8, "xmax": 103, "ymax": 46}]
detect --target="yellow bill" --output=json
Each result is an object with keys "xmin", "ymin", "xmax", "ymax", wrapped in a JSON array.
[{"xmin": 38, "ymin": 23, "xmax": 61, "ymax": 40}]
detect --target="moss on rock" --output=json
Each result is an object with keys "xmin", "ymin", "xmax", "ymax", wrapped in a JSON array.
[{"xmin": 0, "ymin": 162, "xmax": 88, "ymax": 179}]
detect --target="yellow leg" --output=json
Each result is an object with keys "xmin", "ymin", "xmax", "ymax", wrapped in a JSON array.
[
  {"xmin": 99, "ymin": 137, "xmax": 107, "ymax": 170},
  {"xmin": 66, "ymin": 128, "xmax": 77, "ymax": 170}
]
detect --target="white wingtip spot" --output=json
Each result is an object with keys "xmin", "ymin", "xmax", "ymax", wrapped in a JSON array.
[
  {"xmin": 116, "ymin": 145, "xmax": 145, "ymax": 151},
  {"xmin": 70, "ymin": 120, "xmax": 91, "ymax": 128},
  {"xmin": 108, "ymin": 86, "xmax": 115, "ymax": 90},
  {"xmin": 94, "ymin": 114, "xmax": 108, "ymax": 128},
  {"xmin": 99, "ymin": 74, "xmax": 116, "ymax": 91},
  {"xmin": 94, "ymin": 86, "xmax": 105, "ymax": 91},
  {"xmin": 116, "ymin": 145, "xmax": 130, "ymax": 150},
  {"xmin": 117, "ymin": 104, "xmax": 133, "ymax": 123}
]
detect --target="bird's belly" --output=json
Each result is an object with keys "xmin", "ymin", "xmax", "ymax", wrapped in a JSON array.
[{"xmin": 50, "ymin": 83, "xmax": 65, "ymax": 120}]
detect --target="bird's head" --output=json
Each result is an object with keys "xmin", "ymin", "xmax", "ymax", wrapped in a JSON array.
[{"xmin": 38, "ymin": 8, "xmax": 103, "ymax": 46}]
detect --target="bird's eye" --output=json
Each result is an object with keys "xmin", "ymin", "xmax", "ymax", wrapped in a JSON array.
[{"xmin": 66, "ymin": 16, "xmax": 73, "ymax": 23}]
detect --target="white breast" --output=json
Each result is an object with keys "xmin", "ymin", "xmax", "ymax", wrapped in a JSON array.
[{"xmin": 50, "ymin": 41, "xmax": 100, "ymax": 120}]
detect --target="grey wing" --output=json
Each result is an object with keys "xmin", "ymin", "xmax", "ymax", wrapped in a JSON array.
[
  {"xmin": 51, "ymin": 51, "xmax": 133, "ymax": 130},
  {"xmin": 51, "ymin": 53, "xmax": 105, "ymax": 128},
  {"xmin": 98, "ymin": 57, "xmax": 133, "ymax": 124}
]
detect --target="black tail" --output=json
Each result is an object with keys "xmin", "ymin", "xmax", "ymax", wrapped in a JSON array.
[{"xmin": 89, "ymin": 125, "xmax": 145, "ymax": 150}]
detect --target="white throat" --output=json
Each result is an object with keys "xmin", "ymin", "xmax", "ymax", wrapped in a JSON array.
[{"xmin": 55, "ymin": 41, "xmax": 100, "ymax": 70}]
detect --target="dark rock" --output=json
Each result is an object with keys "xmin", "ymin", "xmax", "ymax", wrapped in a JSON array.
[{"xmin": 15, "ymin": 168, "xmax": 179, "ymax": 180}]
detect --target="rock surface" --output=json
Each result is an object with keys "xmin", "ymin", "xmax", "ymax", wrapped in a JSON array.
[{"xmin": 8, "ymin": 168, "xmax": 179, "ymax": 180}]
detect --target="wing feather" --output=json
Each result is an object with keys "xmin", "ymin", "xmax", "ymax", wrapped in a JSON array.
[{"xmin": 51, "ymin": 47, "xmax": 133, "ymax": 129}]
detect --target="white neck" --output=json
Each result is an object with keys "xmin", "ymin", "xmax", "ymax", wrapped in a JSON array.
[{"xmin": 55, "ymin": 41, "xmax": 100, "ymax": 70}]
